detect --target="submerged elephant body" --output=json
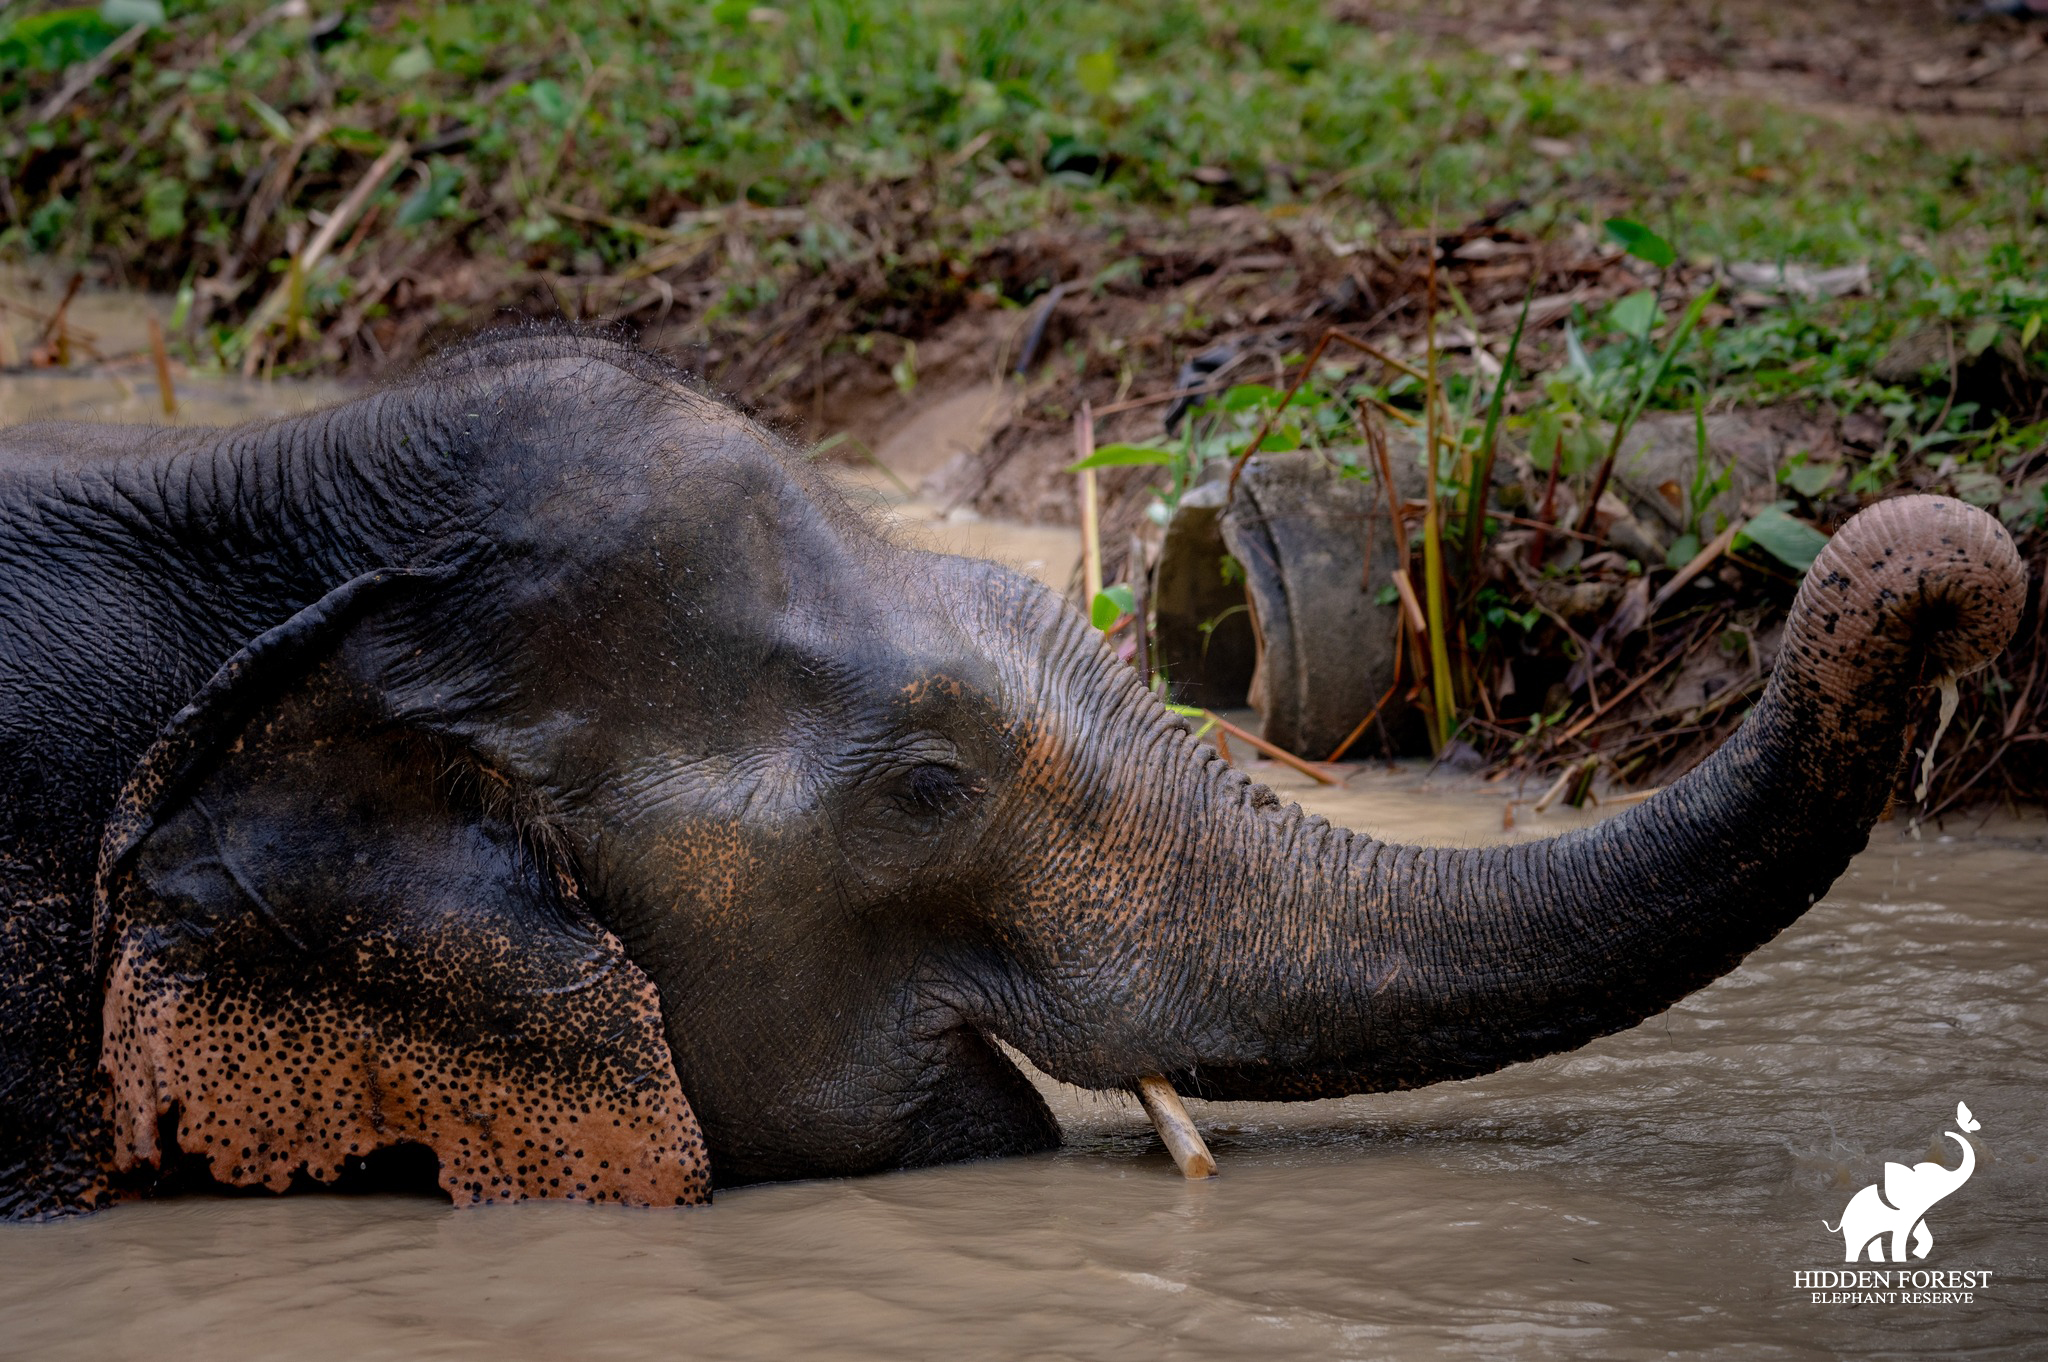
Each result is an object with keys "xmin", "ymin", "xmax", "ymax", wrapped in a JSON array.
[{"xmin": 0, "ymin": 334, "xmax": 2027, "ymax": 1219}]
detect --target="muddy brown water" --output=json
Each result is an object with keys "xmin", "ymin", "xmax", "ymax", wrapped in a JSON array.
[{"xmin": 3, "ymin": 356, "xmax": 2044, "ymax": 1359}]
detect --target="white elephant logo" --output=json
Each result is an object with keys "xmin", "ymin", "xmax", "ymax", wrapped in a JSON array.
[{"xmin": 1825, "ymin": 1102, "xmax": 1982, "ymax": 1263}]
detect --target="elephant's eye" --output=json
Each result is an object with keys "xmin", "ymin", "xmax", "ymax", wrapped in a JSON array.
[{"xmin": 895, "ymin": 763, "xmax": 980, "ymax": 819}]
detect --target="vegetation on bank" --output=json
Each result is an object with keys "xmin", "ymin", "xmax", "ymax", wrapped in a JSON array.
[
  {"xmin": 4, "ymin": 0, "xmax": 2045, "ymax": 808},
  {"xmin": 4, "ymin": 1, "xmax": 2043, "ymax": 359}
]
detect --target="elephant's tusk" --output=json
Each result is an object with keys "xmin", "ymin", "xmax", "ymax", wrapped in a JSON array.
[{"xmin": 1135, "ymin": 1074, "xmax": 1217, "ymax": 1179}]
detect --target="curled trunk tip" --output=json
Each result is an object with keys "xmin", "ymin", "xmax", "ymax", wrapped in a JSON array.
[{"xmin": 1783, "ymin": 494, "xmax": 2026, "ymax": 716}]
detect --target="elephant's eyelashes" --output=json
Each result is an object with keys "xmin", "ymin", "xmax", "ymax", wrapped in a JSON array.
[{"xmin": 895, "ymin": 763, "xmax": 981, "ymax": 818}]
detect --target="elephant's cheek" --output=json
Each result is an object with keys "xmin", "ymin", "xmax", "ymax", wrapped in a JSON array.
[{"xmin": 644, "ymin": 821, "xmax": 766, "ymax": 930}]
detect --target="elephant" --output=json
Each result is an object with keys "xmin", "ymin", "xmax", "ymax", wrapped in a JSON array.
[
  {"xmin": 0, "ymin": 332, "xmax": 2027, "ymax": 1219},
  {"xmin": 1826, "ymin": 1107, "xmax": 1981, "ymax": 1262}
]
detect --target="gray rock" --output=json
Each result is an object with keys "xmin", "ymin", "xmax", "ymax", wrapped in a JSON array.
[{"xmin": 1610, "ymin": 409, "xmax": 1811, "ymax": 534}]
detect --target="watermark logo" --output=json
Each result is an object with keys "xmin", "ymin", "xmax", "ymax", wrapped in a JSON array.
[
  {"xmin": 1792, "ymin": 1101, "xmax": 1994, "ymax": 1306},
  {"xmin": 1825, "ymin": 1101, "xmax": 1980, "ymax": 1263}
]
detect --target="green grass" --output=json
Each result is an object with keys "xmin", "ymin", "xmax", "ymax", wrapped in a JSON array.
[{"xmin": 4, "ymin": 0, "xmax": 2044, "ymax": 325}]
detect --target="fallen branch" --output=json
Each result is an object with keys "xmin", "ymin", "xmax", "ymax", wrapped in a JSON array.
[
  {"xmin": 34, "ymin": 21, "xmax": 150, "ymax": 124},
  {"xmin": 147, "ymin": 316, "xmax": 175, "ymax": 417},
  {"xmin": 1533, "ymin": 757, "xmax": 1595, "ymax": 813},
  {"xmin": 237, "ymin": 138, "xmax": 411, "ymax": 369},
  {"xmin": 1326, "ymin": 623, "xmax": 1408, "ymax": 762},
  {"xmin": 540, "ymin": 198, "xmax": 701, "ymax": 244},
  {"xmin": 29, "ymin": 272, "xmax": 83, "ymax": 366},
  {"xmin": 1647, "ymin": 522, "xmax": 1740, "ymax": 614},
  {"xmin": 1201, "ymin": 711, "xmax": 1342, "ymax": 785},
  {"xmin": 1561, "ymin": 623, "xmax": 1717, "ymax": 742},
  {"xmin": 1226, "ymin": 326, "xmax": 1428, "ymax": 498}
]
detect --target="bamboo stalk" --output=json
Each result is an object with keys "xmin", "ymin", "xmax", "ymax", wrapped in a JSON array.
[
  {"xmin": 147, "ymin": 316, "xmax": 176, "ymax": 417},
  {"xmin": 1420, "ymin": 250, "xmax": 1456, "ymax": 750},
  {"xmin": 1389, "ymin": 568, "xmax": 1429, "ymax": 637},
  {"xmin": 1129, "ymin": 532, "xmax": 1152, "ymax": 683},
  {"xmin": 1134, "ymin": 1075, "xmax": 1217, "ymax": 1179},
  {"xmin": 1076, "ymin": 402, "xmax": 1102, "ymax": 602}
]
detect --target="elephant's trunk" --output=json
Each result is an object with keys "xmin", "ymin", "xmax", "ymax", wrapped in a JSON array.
[{"xmin": 1006, "ymin": 496, "xmax": 2027, "ymax": 1098}]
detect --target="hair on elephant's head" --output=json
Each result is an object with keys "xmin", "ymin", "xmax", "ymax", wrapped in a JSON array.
[{"xmin": 5, "ymin": 331, "xmax": 2026, "ymax": 1216}]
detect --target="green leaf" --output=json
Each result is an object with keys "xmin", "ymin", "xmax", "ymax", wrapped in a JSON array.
[
  {"xmin": 396, "ymin": 163, "xmax": 464, "ymax": 229},
  {"xmin": 27, "ymin": 197, "xmax": 74, "ymax": 250},
  {"xmin": 1077, "ymin": 49, "xmax": 1118, "ymax": 98},
  {"xmin": 1735, "ymin": 503, "xmax": 1830, "ymax": 573},
  {"xmin": 1603, "ymin": 218, "xmax": 1676, "ymax": 269},
  {"xmin": 1090, "ymin": 584, "xmax": 1136, "ymax": 630},
  {"xmin": 1562, "ymin": 320, "xmax": 1595, "ymax": 381},
  {"xmin": 1607, "ymin": 289, "xmax": 1660, "ymax": 341},
  {"xmin": 1528, "ymin": 408, "xmax": 1565, "ymax": 470},
  {"xmin": 141, "ymin": 176, "xmax": 185, "ymax": 241},
  {"xmin": 1963, "ymin": 318, "xmax": 2000, "ymax": 358},
  {"xmin": 1257, "ymin": 423, "xmax": 1301, "ymax": 452},
  {"xmin": 1951, "ymin": 468, "xmax": 2002, "ymax": 508},
  {"xmin": 1665, "ymin": 532, "xmax": 1701, "ymax": 569},
  {"xmin": 1563, "ymin": 422, "xmax": 1604, "ymax": 476},
  {"xmin": 386, "ymin": 44, "xmax": 433, "ymax": 83},
  {"xmin": 526, "ymin": 79, "xmax": 573, "ymax": 127},
  {"xmin": 2022, "ymin": 312, "xmax": 2043, "ymax": 353},
  {"xmin": 1066, "ymin": 442, "xmax": 1175, "ymax": 472},
  {"xmin": 1219, "ymin": 383, "xmax": 1280, "ymax": 412},
  {"xmin": 242, "ymin": 94, "xmax": 295, "ymax": 144},
  {"xmin": 1782, "ymin": 460, "xmax": 1838, "ymax": 498},
  {"xmin": 2, "ymin": 8, "xmax": 118, "ymax": 74},
  {"xmin": 1472, "ymin": 284, "xmax": 1533, "ymax": 470},
  {"xmin": 328, "ymin": 125, "xmax": 385, "ymax": 152},
  {"xmin": 99, "ymin": 0, "xmax": 162, "ymax": 26},
  {"xmin": 1610, "ymin": 285, "xmax": 1720, "ymax": 456}
]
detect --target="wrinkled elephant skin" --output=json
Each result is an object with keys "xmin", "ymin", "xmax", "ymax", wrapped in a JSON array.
[{"xmin": 0, "ymin": 334, "xmax": 2028, "ymax": 1217}]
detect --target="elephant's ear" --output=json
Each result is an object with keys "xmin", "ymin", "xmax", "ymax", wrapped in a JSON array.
[{"xmin": 93, "ymin": 586, "xmax": 709, "ymax": 1208}]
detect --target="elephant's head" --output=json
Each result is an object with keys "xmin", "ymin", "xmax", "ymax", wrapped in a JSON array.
[{"xmin": 93, "ymin": 335, "xmax": 2029, "ymax": 1205}]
